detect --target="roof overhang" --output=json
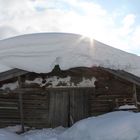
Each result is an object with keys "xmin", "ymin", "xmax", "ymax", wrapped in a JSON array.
[
  {"xmin": 102, "ymin": 68, "xmax": 140, "ymax": 86},
  {"xmin": 0, "ymin": 68, "xmax": 28, "ymax": 82},
  {"xmin": 0, "ymin": 67, "xmax": 140, "ymax": 87}
]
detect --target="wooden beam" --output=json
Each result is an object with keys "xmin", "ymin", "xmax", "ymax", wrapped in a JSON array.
[
  {"xmin": 103, "ymin": 68, "xmax": 140, "ymax": 86},
  {"xmin": 0, "ymin": 87, "xmax": 95, "ymax": 94},
  {"xmin": 18, "ymin": 76, "xmax": 25, "ymax": 132},
  {"xmin": 133, "ymin": 84, "xmax": 138, "ymax": 108}
]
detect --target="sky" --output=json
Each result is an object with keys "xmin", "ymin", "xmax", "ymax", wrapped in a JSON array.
[{"xmin": 0, "ymin": 0, "xmax": 140, "ymax": 55}]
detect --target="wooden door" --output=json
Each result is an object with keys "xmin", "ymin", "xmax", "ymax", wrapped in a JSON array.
[
  {"xmin": 48, "ymin": 88, "xmax": 93, "ymax": 127},
  {"xmin": 69, "ymin": 88, "xmax": 91, "ymax": 126},
  {"xmin": 48, "ymin": 89, "xmax": 69, "ymax": 127}
]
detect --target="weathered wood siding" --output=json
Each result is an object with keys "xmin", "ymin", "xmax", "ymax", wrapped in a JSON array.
[
  {"xmin": 38, "ymin": 87, "xmax": 93, "ymax": 128},
  {"xmin": 89, "ymin": 68, "xmax": 135, "ymax": 115},
  {"xmin": 0, "ymin": 92, "xmax": 20, "ymax": 128},
  {"xmin": 70, "ymin": 88, "xmax": 91, "ymax": 124},
  {"xmin": 0, "ymin": 88, "xmax": 93, "ymax": 128},
  {"xmin": 0, "ymin": 67, "xmax": 138, "ymax": 128},
  {"xmin": 22, "ymin": 89, "xmax": 49, "ymax": 128},
  {"xmin": 0, "ymin": 89, "xmax": 49, "ymax": 128},
  {"xmin": 48, "ymin": 89, "xmax": 69, "ymax": 127}
]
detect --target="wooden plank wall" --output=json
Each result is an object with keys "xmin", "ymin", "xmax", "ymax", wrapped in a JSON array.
[
  {"xmin": 46, "ymin": 87, "xmax": 94, "ymax": 128},
  {"xmin": 0, "ymin": 89, "xmax": 49, "ymax": 128},
  {"xmin": 0, "ymin": 88, "xmax": 93, "ymax": 128},
  {"xmin": 89, "ymin": 78, "xmax": 134, "ymax": 116},
  {"xmin": 0, "ymin": 67, "xmax": 137, "ymax": 128},
  {"xmin": 0, "ymin": 85, "xmax": 136, "ymax": 128},
  {"xmin": 0, "ymin": 92, "xmax": 20, "ymax": 128},
  {"xmin": 22, "ymin": 90, "xmax": 49, "ymax": 128}
]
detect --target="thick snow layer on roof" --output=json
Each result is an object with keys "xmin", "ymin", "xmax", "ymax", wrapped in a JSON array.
[
  {"xmin": 0, "ymin": 64, "xmax": 12, "ymax": 73},
  {"xmin": 0, "ymin": 33, "xmax": 140, "ymax": 76}
]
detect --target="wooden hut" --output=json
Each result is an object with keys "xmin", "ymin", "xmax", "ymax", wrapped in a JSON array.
[
  {"xmin": 0, "ymin": 32, "xmax": 140, "ymax": 131},
  {"xmin": 0, "ymin": 66, "xmax": 140, "ymax": 129}
]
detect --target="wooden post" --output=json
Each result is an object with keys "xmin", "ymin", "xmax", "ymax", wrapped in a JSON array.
[
  {"xmin": 18, "ymin": 76, "xmax": 25, "ymax": 132},
  {"xmin": 68, "ymin": 92, "xmax": 71, "ymax": 127},
  {"xmin": 19, "ymin": 92, "xmax": 24, "ymax": 132},
  {"xmin": 115, "ymin": 98, "xmax": 119, "ymax": 109},
  {"xmin": 133, "ymin": 83, "xmax": 138, "ymax": 108}
]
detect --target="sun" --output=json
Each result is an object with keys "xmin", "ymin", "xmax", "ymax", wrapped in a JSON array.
[
  {"xmin": 66, "ymin": 13, "xmax": 100, "ymax": 44},
  {"xmin": 77, "ymin": 28, "xmax": 96, "ymax": 47},
  {"xmin": 81, "ymin": 32, "xmax": 95, "ymax": 41},
  {"xmin": 70, "ymin": 19, "xmax": 98, "ymax": 41},
  {"xmin": 74, "ymin": 24, "xmax": 96, "ymax": 40}
]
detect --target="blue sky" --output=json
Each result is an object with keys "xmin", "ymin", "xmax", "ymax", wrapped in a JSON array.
[{"xmin": 0, "ymin": 0, "xmax": 140, "ymax": 55}]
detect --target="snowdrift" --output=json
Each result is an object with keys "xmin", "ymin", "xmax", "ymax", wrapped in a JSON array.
[
  {"xmin": 2, "ymin": 111, "xmax": 140, "ymax": 140},
  {"xmin": 0, "ymin": 129, "xmax": 24, "ymax": 140},
  {"xmin": 0, "ymin": 33, "xmax": 139, "ymax": 77},
  {"xmin": 59, "ymin": 111, "xmax": 140, "ymax": 140}
]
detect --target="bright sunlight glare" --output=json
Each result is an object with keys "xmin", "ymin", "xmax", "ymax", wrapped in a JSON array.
[{"xmin": 67, "ymin": 14, "xmax": 102, "ymax": 41}]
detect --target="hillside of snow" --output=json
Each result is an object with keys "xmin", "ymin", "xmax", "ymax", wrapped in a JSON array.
[{"xmin": 0, "ymin": 33, "xmax": 140, "ymax": 76}]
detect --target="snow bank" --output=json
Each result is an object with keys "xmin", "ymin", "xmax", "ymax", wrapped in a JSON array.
[
  {"xmin": 0, "ymin": 33, "xmax": 140, "ymax": 77},
  {"xmin": 21, "ymin": 111, "xmax": 140, "ymax": 140},
  {"xmin": 2, "ymin": 111, "xmax": 140, "ymax": 140},
  {"xmin": 59, "ymin": 111, "xmax": 140, "ymax": 140},
  {"xmin": 4, "ymin": 125, "xmax": 29, "ymax": 133},
  {"xmin": 4, "ymin": 125, "xmax": 22, "ymax": 133},
  {"xmin": 118, "ymin": 104, "xmax": 137, "ymax": 109},
  {"xmin": 0, "ymin": 129, "xmax": 24, "ymax": 140},
  {"xmin": 22, "ymin": 127, "xmax": 66, "ymax": 140}
]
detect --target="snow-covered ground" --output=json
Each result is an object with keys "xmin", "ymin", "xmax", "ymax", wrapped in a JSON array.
[
  {"xmin": 0, "ymin": 33, "xmax": 140, "ymax": 77},
  {"xmin": 1, "ymin": 111, "xmax": 140, "ymax": 140},
  {"xmin": 0, "ymin": 129, "xmax": 24, "ymax": 140}
]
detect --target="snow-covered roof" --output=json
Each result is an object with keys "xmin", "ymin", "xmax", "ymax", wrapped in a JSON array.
[
  {"xmin": 0, "ymin": 32, "xmax": 140, "ymax": 77},
  {"xmin": 0, "ymin": 64, "xmax": 12, "ymax": 73}
]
